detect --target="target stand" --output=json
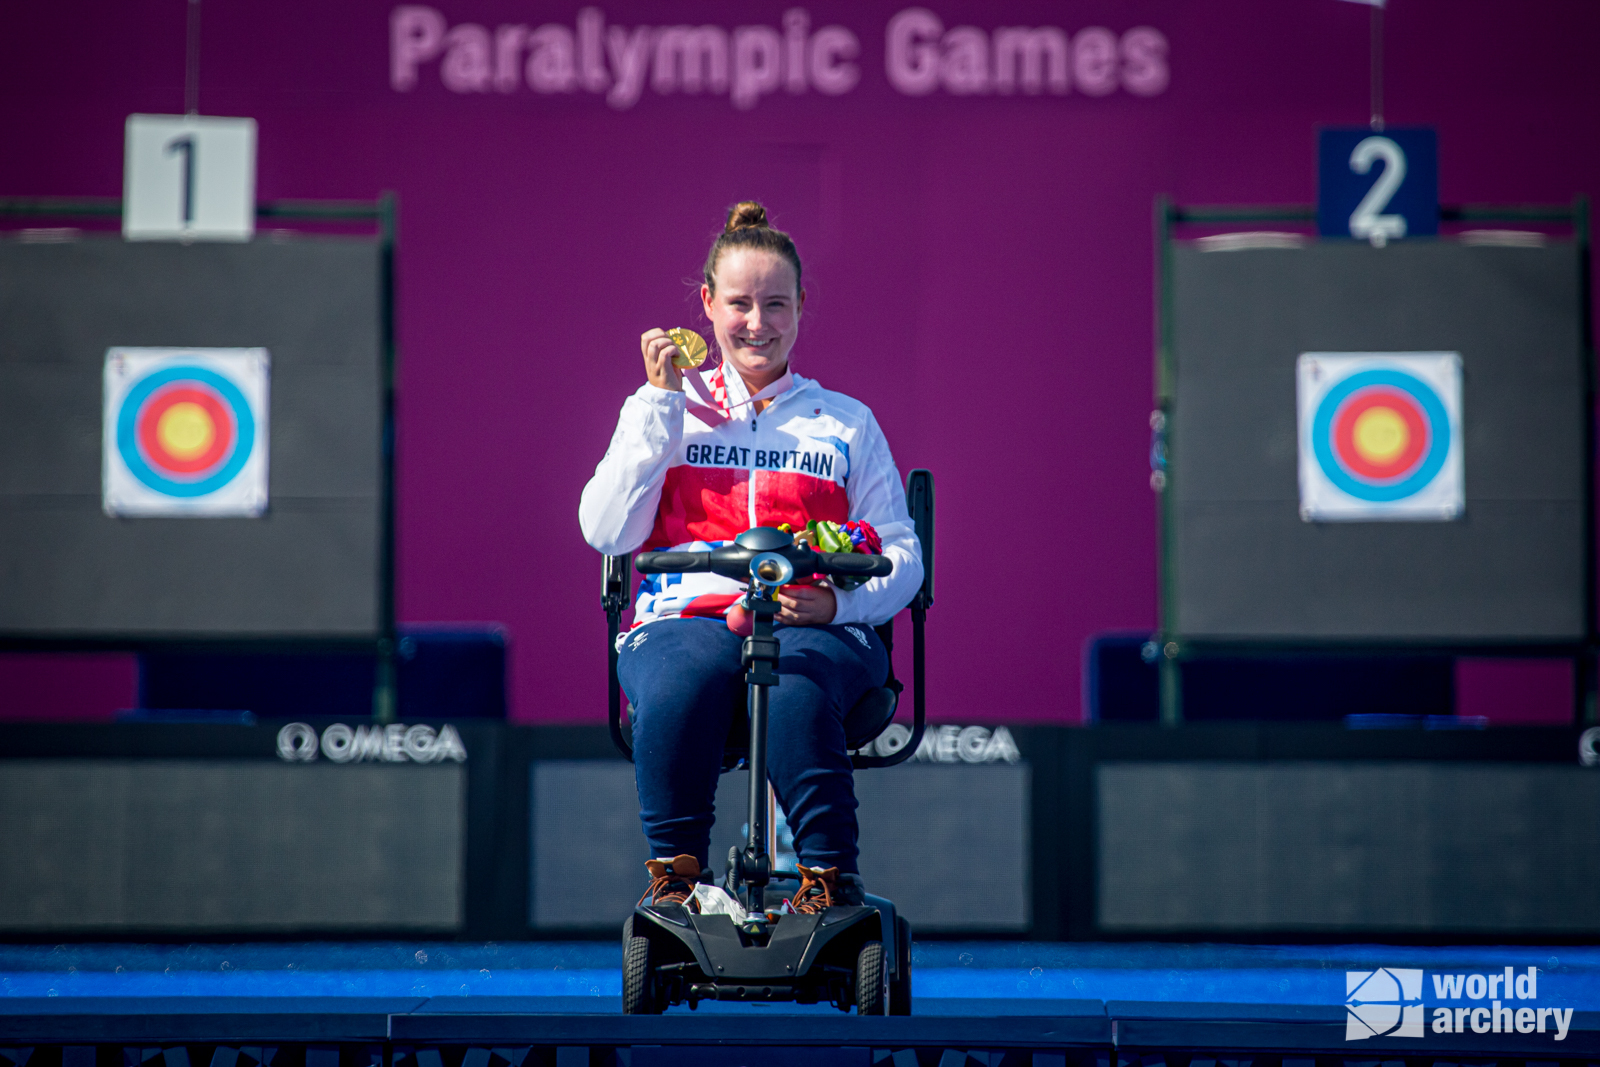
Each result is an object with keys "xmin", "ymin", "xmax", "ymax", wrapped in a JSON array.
[
  {"xmin": 0, "ymin": 195, "xmax": 400, "ymax": 717},
  {"xmin": 1152, "ymin": 198, "xmax": 1595, "ymax": 724}
]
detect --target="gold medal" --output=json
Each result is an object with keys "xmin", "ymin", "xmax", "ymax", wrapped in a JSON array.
[{"xmin": 667, "ymin": 327, "xmax": 708, "ymax": 369}]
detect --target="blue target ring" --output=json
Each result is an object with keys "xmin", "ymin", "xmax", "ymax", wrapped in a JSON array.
[
  {"xmin": 116, "ymin": 365, "xmax": 256, "ymax": 497},
  {"xmin": 1311, "ymin": 368, "xmax": 1450, "ymax": 502}
]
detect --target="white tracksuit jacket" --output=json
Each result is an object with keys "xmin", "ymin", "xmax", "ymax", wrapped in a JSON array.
[{"xmin": 579, "ymin": 361, "xmax": 923, "ymax": 628}]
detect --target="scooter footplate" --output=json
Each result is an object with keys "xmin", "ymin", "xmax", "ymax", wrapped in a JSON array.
[{"xmin": 690, "ymin": 912, "xmax": 820, "ymax": 981}]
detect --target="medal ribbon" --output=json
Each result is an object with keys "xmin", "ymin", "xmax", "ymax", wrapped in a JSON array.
[{"xmin": 685, "ymin": 363, "xmax": 793, "ymax": 425}]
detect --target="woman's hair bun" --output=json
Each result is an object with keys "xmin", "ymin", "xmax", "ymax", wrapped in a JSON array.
[
  {"xmin": 704, "ymin": 199, "xmax": 801, "ymax": 293},
  {"xmin": 725, "ymin": 201, "xmax": 769, "ymax": 232}
]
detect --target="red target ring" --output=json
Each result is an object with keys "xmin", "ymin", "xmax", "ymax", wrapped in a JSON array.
[
  {"xmin": 135, "ymin": 385, "xmax": 235, "ymax": 475},
  {"xmin": 1331, "ymin": 387, "xmax": 1428, "ymax": 481}
]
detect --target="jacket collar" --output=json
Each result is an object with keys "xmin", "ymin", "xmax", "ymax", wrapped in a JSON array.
[
  {"xmin": 687, "ymin": 361, "xmax": 803, "ymax": 423},
  {"xmin": 718, "ymin": 362, "xmax": 793, "ymax": 409}
]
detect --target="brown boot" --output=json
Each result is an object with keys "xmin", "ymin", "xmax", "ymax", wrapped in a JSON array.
[
  {"xmin": 639, "ymin": 854, "xmax": 703, "ymax": 910},
  {"xmin": 790, "ymin": 865, "xmax": 865, "ymax": 914}
]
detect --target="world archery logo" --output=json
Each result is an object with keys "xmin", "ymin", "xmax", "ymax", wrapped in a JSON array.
[
  {"xmin": 1297, "ymin": 352, "xmax": 1463, "ymax": 522},
  {"xmin": 1347, "ymin": 967, "xmax": 1425, "ymax": 1040},
  {"xmin": 102, "ymin": 348, "xmax": 270, "ymax": 517}
]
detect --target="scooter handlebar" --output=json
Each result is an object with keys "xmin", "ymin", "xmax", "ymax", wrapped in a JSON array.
[
  {"xmin": 813, "ymin": 551, "xmax": 894, "ymax": 579},
  {"xmin": 633, "ymin": 551, "xmax": 709, "ymax": 574},
  {"xmin": 633, "ymin": 546, "xmax": 893, "ymax": 580}
]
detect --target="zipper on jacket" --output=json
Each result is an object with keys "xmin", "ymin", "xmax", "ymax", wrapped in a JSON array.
[
  {"xmin": 747, "ymin": 384, "xmax": 796, "ymax": 529},
  {"xmin": 747, "ymin": 429, "xmax": 758, "ymax": 528}
]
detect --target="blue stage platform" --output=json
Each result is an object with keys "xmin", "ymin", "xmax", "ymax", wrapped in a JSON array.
[{"xmin": 3, "ymin": 943, "xmax": 1597, "ymax": 1065}]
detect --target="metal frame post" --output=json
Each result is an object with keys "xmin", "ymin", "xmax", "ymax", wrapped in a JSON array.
[
  {"xmin": 372, "ymin": 191, "xmax": 400, "ymax": 722},
  {"xmin": 1153, "ymin": 195, "xmax": 1183, "ymax": 725},
  {"xmin": 1576, "ymin": 195, "xmax": 1597, "ymax": 724}
]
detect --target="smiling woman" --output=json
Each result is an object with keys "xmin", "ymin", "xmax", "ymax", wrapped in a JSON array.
[{"xmin": 577, "ymin": 199, "xmax": 924, "ymax": 913}]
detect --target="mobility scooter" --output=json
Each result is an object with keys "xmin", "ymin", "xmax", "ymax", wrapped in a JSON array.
[{"xmin": 600, "ymin": 469, "xmax": 934, "ymax": 1015}]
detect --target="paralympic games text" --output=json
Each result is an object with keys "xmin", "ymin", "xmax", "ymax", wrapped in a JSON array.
[{"xmin": 391, "ymin": 6, "xmax": 1169, "ymax": 109}]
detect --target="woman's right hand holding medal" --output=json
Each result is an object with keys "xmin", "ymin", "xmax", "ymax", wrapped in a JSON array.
[
  {"xmin": 641, "ymin": 329, "xmax": 685, "ymax": 392},
  {"xmin": 641, "ymin": 327, "xmax": 708, "ymax": 392}
]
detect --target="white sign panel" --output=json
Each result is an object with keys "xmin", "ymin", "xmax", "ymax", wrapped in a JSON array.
[
  {"xmin": 123, "ymin": 115, "xmax": 257, "ymax": 241},
  {"xmin": 1296, "ymin": 352, "xmax": 1464, "ymax": 522},
  {"xmin": 103, "ymin": 348, "xmax": 270, "ymax": 517}
]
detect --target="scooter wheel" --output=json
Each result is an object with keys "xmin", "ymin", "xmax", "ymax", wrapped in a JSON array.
[
  {"xmin": 854, "ymin": 940, "xmax": 886, "ymax": 1016},
  {"xmin": 623, "ymin": 930, "xmax": 663, "ymax": 1014}
]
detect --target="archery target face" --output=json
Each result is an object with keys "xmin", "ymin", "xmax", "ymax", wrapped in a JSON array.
[
  {"xmin": 103, "ymin": 348, "xmax": 269, "ymax": 516},
  {"xmin": 1297, "ymin": 352, "xmax": 1463, "ymax": 522}
]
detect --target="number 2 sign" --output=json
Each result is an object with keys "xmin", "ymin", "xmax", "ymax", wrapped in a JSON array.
[
  {"xmin": 1317, "ymin": 128, "xmax": 1438, "ymax": 246},
  {"xmin": 124, "ymin": 115, "xmax": 257, "ymax": 241}
]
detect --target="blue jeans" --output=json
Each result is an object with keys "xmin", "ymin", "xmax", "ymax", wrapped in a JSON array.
[{"xmin": 617, "ymin": 617, "xmax": 889, "ymax": 875}]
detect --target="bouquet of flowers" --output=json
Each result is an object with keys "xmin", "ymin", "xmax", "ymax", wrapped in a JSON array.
[{"xmin": 779, "ymin": 519, "xmax": 883, "ymax": 590}]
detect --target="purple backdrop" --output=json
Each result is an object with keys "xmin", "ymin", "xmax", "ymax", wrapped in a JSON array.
[{"xmin": 1, "ymin": 1, "xmax": 1596, "ymax": 724}]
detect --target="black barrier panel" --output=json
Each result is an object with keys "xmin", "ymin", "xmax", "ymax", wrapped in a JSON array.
[
  {"xmin": 527, "ymin": 758, "xmax": 1030, "ymax": 932},
  {"xmin": 0, "ymin": 240, "xmax": 383, "ymax": 638},
  {"xmin": 0, "ymin": 722, "xmax": 1585, "ymax": 940},
  {"xmin": 1097, "ymin": 761, "xmax": 1600, "ymax": 933},
  {"xmin": 1061, "ymin": 723, "xmax": 1587, "ymax": 939},
  {"xmin": 0, "ymin": 760, "xmax": 463, "ymax": 932},
  {"xmin": 0, "ymin": 720, "xmax": 507, "ymax": 938},
  {"xmin": 857, "ymin": 764, "xmax": 1030, "ymax": 931},
  {"xmin": 528, "ymin": 760, "xmax": 645, "ymax": 929},
  {"xmin": 1169, "ymin": 241, "xmax": 1584, "ymax": 641}
]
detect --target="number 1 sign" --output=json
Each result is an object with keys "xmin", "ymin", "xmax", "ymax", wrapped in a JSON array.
[
  {"xmin": 1317, "ymin": 128, "xmax": 1438, "ymax": 245},
  {"xmin": 124, "ymin": 115, "xmax": 257, "ymax": 241}
]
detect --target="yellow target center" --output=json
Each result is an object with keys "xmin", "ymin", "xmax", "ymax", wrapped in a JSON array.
[
  {"xmin": 1352, "ymin": 406, "xmax": 1409, "ymax": 464},
  {"xmin": 157, "ymin": 402, "xmax": 216, "ymax": 459}
]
